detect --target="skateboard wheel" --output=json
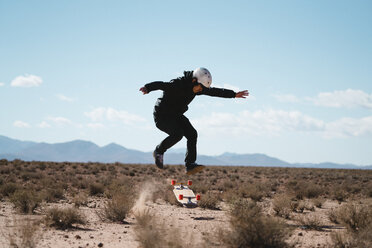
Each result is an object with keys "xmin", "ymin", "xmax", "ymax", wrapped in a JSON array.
[
  {"xmin": 179, "ymin": 194, "xmax": 183, "ymax": 200},
  {"xmin": 171, "ymin": 180, "xmax": 176, "ymax": 186},
  {"xmin": 187, "ymin": 180, "xmax": 192, "ymax": 186},
  {"xmin": 196, "ymin": 194, "xmax": 201, "ymax": 201}
]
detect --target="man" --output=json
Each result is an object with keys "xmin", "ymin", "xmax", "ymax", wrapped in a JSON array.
[{"xmin": 140, "ymin": 67, "xmax": 248, "ymax": 175}]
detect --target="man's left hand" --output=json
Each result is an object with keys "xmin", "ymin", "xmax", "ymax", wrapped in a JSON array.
[{"xmin": 235, "ymin": 90, "xmax": 249, "ymax": 98}]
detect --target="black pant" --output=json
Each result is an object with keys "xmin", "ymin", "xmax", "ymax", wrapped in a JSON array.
[{"xmin": 154, "ymin": 114, "xmax": 197, "ymax": 164}]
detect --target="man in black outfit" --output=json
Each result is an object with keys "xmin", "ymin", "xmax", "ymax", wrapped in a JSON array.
[{"xmin": 140, "ymin": 68, "xmax": 248, "ymax": 175}]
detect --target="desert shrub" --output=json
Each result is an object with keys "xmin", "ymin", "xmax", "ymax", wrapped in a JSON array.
[
  {"xmin": 6, "ymin": 217, "xmax": 42, "ymax": 248},
  {"xmin": 364, "ymin": 186, "xmax": 372, "ymax": 198},
  {"xmin": 312, "ymin": 197, "xmax": 325, "ymax": 208},
  {"xmin": 134, "ymin": 209, "xmax": 183, "ymax": 248},
  {"xmin": 221, "ymin": 199, "xmax": 292, "ymax": 248},
  {"xmin": 331, "ymin": 224, "xmax": 372, "ymax": 248},
  {"xmin": 290, "ymin": 200, "xmax": 306, "ymax": 213},
  {"xmin": 20, "ymin": 171, "xmax": 42, "ymax": 181},
  {"xmin": 98, "ymin": 192, "xmax": 135, "ymax": 223},
  {"xmin": 272, "ymin": 194, "xmax": 292, "ymax": 219},
  {"xmin": 332, "ymin": 187, "xmax": 347, "ymax": 202},
  {"xmin": 72, "ymin": 193, "xmax": 89, "ymax": 208},
  {"xmin": 328, "ymin": 209, "xmax": 340, "ymax": 224},
  {"xmin": 191, "ymin": 181, "xmax": 210, "ymax": 194},
  {"xmin": 238, "ymin": 183, "xmax": 266, "ymax": 201},
  {"xmin": 45, "ymin": 207, "xmax": 86, "ymax": 229},
  {"xmin": 41, "ymin": 187, "xmax": 65, "ymax": 202},
  {"xmin": 292, "ymin": 182, "xmax": 323, "ymax": 200},
  {"xmin": 37, "ymin": 163, "xmax": 46, "ymax": 170},
  {"xmin": 218, "ymin": 180, "xmax": 235, "ymax": 191},
  {"xmin": 1, "ymin": 182, "xmax": 19, "ymax": 197},
  {"xmin": 335, "ymin": 202, "xmax": 372, "ymax": 232},
  {"xmin": 10, "ymin": 189, "xmax": 42, "ymax": 214},
  {"xmin": 296, "ymin": 213, "xmax": 324, "ymax": 231},
  {"xmin": 104, "ymin": 179, "xmax": 134, "ymax": 198},
  {"xmin": 89, "ymin": 182, "xmax": 105, "ymax": 196},
  {"xmin": 304, "ymin": 201, "xmax": 315, "ymax": 211},
  {"xmin": 0, "ymin": 158, "xmax": 8, "ymax": 165},
  {"xmin": 330, "ymin": 202, "xmax": 372, "ymax": 247},
  {"xmin": 198, "ymin": 192, "xmax": 220, "ymax": 210}
]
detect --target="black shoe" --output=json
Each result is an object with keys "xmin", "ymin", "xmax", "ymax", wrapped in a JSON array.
[
  {"xmin": 185, "ymin": 163, "xmax": 205, "ymax": 175},
  {"xmin": 153, "ymin": 150, "xmax": 164, "ymax": 169}
]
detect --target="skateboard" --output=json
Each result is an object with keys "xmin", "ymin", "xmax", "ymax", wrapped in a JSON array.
[{"xmin": 171, "ymin": 180, "xmax": 201, "ymax": 208}]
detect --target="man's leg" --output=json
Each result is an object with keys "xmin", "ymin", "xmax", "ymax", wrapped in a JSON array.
[
  {"xmin": 155, "ymin": 116, "xmax": 184, "ymax": 154},
  {"xmin": 180, "ymin": 115, "xmax": 198, "ymax": 164}
]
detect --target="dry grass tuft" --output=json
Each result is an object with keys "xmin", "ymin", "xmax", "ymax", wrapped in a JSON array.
[
  {"xmin": 98, "ymin": 192, "xmax": 135, "ymax": 223},
  {"xmin": 45, "ymin": 207, "xmax": 86, "ymax": 229},
  {"xmin": 134, "ymin": 208, "xmax": 183, "ymax": 248},
  {"xmin": 334, "ymin": 202, "xmax": 372, "ymax": 232},
  {"xmin": 330, "ymin": 202, "xmax": 372, "ymax": 247},
  {"xmin": 4, "ymin": 217, "xmax": 42, "ymax": 248},
  {"xmin": 296, "ymin": 213, "xmax": 324, "ymax": 231},
  {"xmin": 198, "ymin": 192, "xmax": 220, "ymax": 210},
  {"xmin": 72, "ymin": 192, "xmax": 89, "ymax": 208},
  {"xmin": 272, "ymin": 194, "xmax": 293, "ymax": 219},
  {"xmin": 89, "ymin": 182, "xmax": 105, "ymax": 196},
  {"xmin": 0, "ymin": 183, "xmax": 19, "ymax": 197},
  {"xmin": 10, "ymin": 189, "xmax": 42, "ymax": 214},
  {"xmin": 220, "ymin": 199, "xmax": 292, "ymax": 248}
]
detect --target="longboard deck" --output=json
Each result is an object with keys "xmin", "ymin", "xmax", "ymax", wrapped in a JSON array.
[{"xmin": 173, "ymin": 185, "xmax": 197, "ymax": 207}]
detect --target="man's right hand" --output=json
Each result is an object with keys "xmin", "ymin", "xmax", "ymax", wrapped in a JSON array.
[{"xmin": 139, "ymin": 87, "xmax": 148, "ymax": 94}]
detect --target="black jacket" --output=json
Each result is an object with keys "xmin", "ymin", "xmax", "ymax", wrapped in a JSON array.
[{"xmin": 145, "ymin": 71, "xmax": 236, "ymax": 117}]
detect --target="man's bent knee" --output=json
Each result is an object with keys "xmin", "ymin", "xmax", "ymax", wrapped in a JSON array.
[{"xmin": 170, "ymin": 132, "xmax": 184, "ymax": 142}]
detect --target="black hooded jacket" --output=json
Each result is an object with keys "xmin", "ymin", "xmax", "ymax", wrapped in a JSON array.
[{"xmin": 145, "ymin": 71, "xmax": 236, "ymax": 117}]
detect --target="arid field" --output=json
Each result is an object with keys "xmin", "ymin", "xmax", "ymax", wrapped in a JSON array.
[{"xmin": 0, "ymin": 159, "xmax": 371, "ymax": 248}]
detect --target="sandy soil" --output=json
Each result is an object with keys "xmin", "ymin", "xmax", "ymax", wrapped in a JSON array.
[{"xmin": 0, "ymin": 193, "xmax": 348, "ymax": 248}]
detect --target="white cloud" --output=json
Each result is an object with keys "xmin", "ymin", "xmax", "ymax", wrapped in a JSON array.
[
  {"xmin": 324, "ymin": 116, "xmax": 372, "ymax": 138},
  {"xmin": 193, "ymin": 110, "xmax": 324, "ymax": 137},
  {"xmin": 85, "ymin": 107, "xmax": 146, "ymax": 125},
  {"xmin": 192, "ymin": 109, "xmax": 372, "ymax": 138},
  {"xmin": 38, "ymin": 121, "xmax": 51, "ymax": 128},
  {"xmin": 10, "ymin": 74, "xmax": 43, "ymax": 87},
  {"xmin": 272, "ymin": 94, "xmax": 300, "ymax": 103},
  {"xmin": 87, "ymin": 123, "xmax": 105, "ymax": 129},
  {"xmin": 0, "ymin": 82, "xmax": 5, "ymax": 87},
  {"xmin": 57, "ymin": 94, "xmax": 74, "ymax": 102},
  {"xmin": 13, "ymin": 121, "xmax": 31, "ymax": 128},
  {"xmin": 47, "ymin": 116, "xmax": 72, "ymax": 126},
  {"xmin": 308, "ymin": 89, "xmax": 372, "ymax": 109}
]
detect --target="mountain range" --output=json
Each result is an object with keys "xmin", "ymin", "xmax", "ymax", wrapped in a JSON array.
[{"xmin": 0, "ymin": 135, "xmax": 371, "ymax": 169}]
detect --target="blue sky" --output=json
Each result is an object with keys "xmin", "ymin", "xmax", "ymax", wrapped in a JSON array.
[{"xmin": 1, "ymin": 0, "xmax": 372, "ymax": 165}]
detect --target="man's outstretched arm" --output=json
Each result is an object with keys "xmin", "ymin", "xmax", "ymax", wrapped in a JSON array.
[
  {"xmin": 140, "ymin": 81, "xmax": 183, "ymax": 95},
  {"xmin": 197, "ymin": 84, "xmax": 249, "ymax": 98},
  {"xmin": 139, "ymin": 81, "xmax": 164, "ymax": 95}
]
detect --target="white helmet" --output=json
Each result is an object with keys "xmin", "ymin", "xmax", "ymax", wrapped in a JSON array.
[{"xmin": 193, "ymin": 67, "xmax": 212, "ymax": 88}]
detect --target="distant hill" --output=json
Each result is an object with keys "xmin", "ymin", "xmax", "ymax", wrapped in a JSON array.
[{"xmin": 0, "ymin": 135, "xmax": 371, "ymax": 169}]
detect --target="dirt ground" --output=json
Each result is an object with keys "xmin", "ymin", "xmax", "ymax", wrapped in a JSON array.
[{"xmin": 0, "ymin": 194, "xmax": 346, "ymax": 248}]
